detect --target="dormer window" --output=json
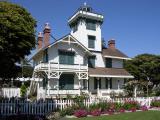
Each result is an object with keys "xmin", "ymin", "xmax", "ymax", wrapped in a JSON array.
[{"xmin": 86, "ymin": 20, "xmax": 96, "ymax": 31}]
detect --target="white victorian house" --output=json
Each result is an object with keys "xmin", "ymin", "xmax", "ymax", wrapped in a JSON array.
[{"xmin": 30, "ymin": 5, "xmax": 133, "ymax": 99}]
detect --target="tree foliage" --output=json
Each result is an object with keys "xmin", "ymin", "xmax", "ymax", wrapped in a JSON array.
[
  {"xmin": 0, "ymin": 1, "xmax": 36, "ymax": 79},
  {"xmin": 124, "ymin": 54, "xmax": 160, "ymax": 84}
]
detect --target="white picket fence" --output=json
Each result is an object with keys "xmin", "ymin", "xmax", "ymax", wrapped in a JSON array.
[
  {"xmin": 0, "ymin": 97, "xmax": 160, "ymax": 116},
  {"xmin": 1, "ymin": 88, "xmax": 20, "ymax": 98},
  {"xmin": 0, "ymin": 99, "xmax": 56, "ymax": 116}
]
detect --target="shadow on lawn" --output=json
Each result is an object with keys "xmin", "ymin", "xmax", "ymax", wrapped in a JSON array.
[{"xmin": 0, "ymin": 114, "xmax": 49, "ymax": 120}]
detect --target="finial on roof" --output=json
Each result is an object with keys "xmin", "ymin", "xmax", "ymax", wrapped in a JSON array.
[{"xmin": 84, "ymin": 2, "xmax": 87, "ymax": 6}]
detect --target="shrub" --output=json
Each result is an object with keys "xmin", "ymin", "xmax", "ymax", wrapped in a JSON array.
[
  {"xmin": 90, "ymin": 109, "xmax": 101, "ymax": 116},
  {"xmin": 97, "ymin": 102, "xmax": 110, "ymax": 112},
  {"xmin": 123, "ymin": 100, "xmax": 140, "ymax": 110},
  {"xmin": 74, "ymin": 109, "xmax": 88, "ymax": 118},
  {"xmin": 73, "ymin": 95, "xmax": 86, "ymax": 108},
  {"xmin": 151, "ymin": 99, "xmax": 160, "ymax": 107},
  {"xmin": 60, "ymin": 105, "xmax": 78, "ymax": 117},
  {"xmin": 20, "ymin": 84, "xmax": 27, "ymax": 97},
  {"xmin": 89, "ymin": 103, "xmax": 100, "ymax": 111},
  {"xmin": 114, "ymin": 102, "xmax": 123, "ymax": 111}
]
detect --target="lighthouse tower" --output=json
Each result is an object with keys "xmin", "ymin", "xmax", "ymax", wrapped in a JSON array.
[{"xmin": 69, "ymin": 3, "xmax": 104, "ymax": 52}]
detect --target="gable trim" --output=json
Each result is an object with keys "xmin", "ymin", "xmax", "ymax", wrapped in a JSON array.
[{"xmin": 103, "ymin": 55, "xmax": 131, "ymax": 60}]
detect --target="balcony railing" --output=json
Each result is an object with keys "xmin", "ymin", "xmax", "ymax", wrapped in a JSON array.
[
  {"xmin": 34, "ymin": 62, "xmax": 88, "ymax": 72},
  {"xmin": 47, "ymin": 89, "xmax": 81, "ymax": 95}
]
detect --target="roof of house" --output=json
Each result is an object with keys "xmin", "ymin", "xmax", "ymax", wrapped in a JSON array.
[
  {"xmin": 102, "ymin": 48, "xmax": 130, "ymax": 59},
  {"xmin": 30, "ymin": 34, "xmax": 93, "ymax": 60},
  {"xmin": 89, "ymin": 67, "xmax": 133, "ymax": 78}
]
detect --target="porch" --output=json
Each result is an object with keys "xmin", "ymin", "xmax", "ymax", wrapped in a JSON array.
[{"xmin": 37, "ymin": 74, "xmax": 126, "ymax": 99}]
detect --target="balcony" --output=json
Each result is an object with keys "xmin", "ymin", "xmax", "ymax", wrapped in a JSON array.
[{"xmin": 34, "ymin": 62, "xmax": 88, "ymax": 72}]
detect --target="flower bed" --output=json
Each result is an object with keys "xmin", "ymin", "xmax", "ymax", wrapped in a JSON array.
[
  {"xmin": 60, "ymin": 100, "xmax": 145, "ymax": 118},
  {"xmin": 74, "ymin": 109, "xmax": 88, "ymax": 118}
]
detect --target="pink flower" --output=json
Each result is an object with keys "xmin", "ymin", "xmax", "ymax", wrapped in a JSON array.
[
  {"xmin": 90, "ymin": 109, "xmax": 101, "ymax": 116},
  {"xmin": 74, "ymin": 109, "xmax": 88, "ymax": 118},
  {"xmin": 119, "ymin": 108, "xmax": 125, "ymax": 113},
  {"xmin": 140, "ymin": 106, "xmax": 148, "ymax": 111}
]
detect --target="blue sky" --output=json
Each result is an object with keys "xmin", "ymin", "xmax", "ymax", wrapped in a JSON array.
[{"xmin": 10, "ymin": 0, "xmax": 160, "ymax": 57}]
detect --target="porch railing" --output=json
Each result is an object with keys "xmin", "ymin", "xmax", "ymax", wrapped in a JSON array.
[
  {"xmin": 98, "ymin": 89, "xmax": 124, "ymax": 98},
  {"xmin": 47, "ymin": 89, "xmax": 80, "ymax": 96},
  {"xmin": 34, "ymin": 62, "xmax": 88, "ymax": 71}
]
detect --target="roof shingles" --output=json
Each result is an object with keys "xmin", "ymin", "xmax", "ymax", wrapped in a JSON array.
[
  {"xmin": 102, "ymin": 48, "xmax": 128, "ymax": 58},
  {"xmin": 89, "ymin": 67, "xmax": 132, "ymax": 77}
]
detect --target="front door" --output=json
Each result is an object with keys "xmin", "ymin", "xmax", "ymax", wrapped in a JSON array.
[{"xmin": 59, "ymin": 74, "xmax": 74, "ymax": 90}]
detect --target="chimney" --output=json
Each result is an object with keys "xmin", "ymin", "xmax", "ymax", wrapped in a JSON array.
[
  {"xmin": 43, "ymin": 23, "xmax": 51, "ymax": 47},
  {"xmin": 37, "ymin": 32, "xmax": 43, "ymax": 50},
  {"xmin": 108, "ymin": 39, "xmax": 115, "ymax": 49}
]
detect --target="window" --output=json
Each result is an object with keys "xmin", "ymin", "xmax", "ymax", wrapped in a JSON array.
[
  {"xmin": 43, "ymin": 49, "xmax": 48, "ymax": 62},
  {"xmin": 106, "ymin": 58, "xmax": 112, "ymax": 68},
  {"xmin": 105, "ymin": 79, "xmax": 108, "ymax": 89},
  {"xmin": 88, "ymin": 56, "xmax": 96, "ymax": 68},
  {"xmin": 99, "ymin": 79, "xmax": 101, "ymax": 89},
  {"xmin": 94, "ymin": 78, "xmax": 101, "ymax": 89},
  {"xmin": 88, "ymin": 35, "xmax": 95, "ymax": 48},
  {"xmin": 73, "ymin": 24, "xmax": 78, "ymax": 32},
  {"xmin": 59, "ymin": 50, "xmax": 75, "ymax": 64},
  {"xmin": 86, "ymin": 20, "xmax": 96, "ymax": 30},
  {"xmin": 59, "ymin": 74, "xmax": 74, "ymax": 90}
]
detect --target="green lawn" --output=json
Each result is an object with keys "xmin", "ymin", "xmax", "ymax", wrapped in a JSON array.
[{"xmin": 68, "ymin": 111, "xmax": 160, "ymax": 120}]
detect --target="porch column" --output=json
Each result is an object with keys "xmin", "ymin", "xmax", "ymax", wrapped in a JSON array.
[
  {"xmin": 97, "ymin": 78, "xmax": 100, "ymax": 97},
  {"xmin": 47, "ymin": 78, "xmax": 50, "ymax": 96},
  {"xmin": 118, "ymin": 80, "xmax": 120, "ymax": 90},
  {"xmin": 57, "ymin": 79, "xmax": 59, "ymax": 95},
  {"xmin": 87, "ymin": 79, "xmax": 89, "ymax": 90},
  {"xmin": 108, "ymin": 78, "xmax": 110, "ymax": 90},
  {"xmin": 78, "ymin": 79, "xmax": 81, "ymax": 95}
]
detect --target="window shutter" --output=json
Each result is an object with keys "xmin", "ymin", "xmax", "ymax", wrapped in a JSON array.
[
  {"xmin": 110, "ymin": 78, "xmax": 112, "ymax": 89},
  {"xmin": 99, "ymin": 79, "xmax": 101, "ymax": 89},
  {"xmin": 106, "ymin": 79, "xmax": 108, "ymax": 89},
  {"xmin": 94, "ymin": 78, "xmax": 97, "ymax": 89}
]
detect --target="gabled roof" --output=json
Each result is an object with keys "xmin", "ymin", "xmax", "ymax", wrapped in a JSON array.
[
  {"xmin": 48, "ymin": 34, "xmax": 92, "ymax": 55},
  {"xmin": 31, "ymin": 34, "xmax": 93, "ymax": 60},
  {"xmin": 89, "ymin": 67, "xmax": 134, "ymax": 78},
  {"xmin": 102, "ymin": 48, "xmax": 131, "ymax": 60}
]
